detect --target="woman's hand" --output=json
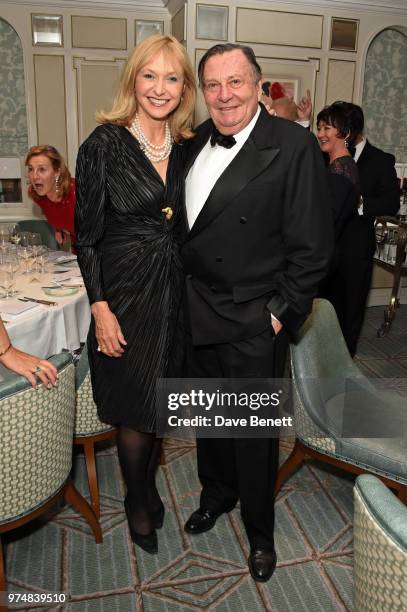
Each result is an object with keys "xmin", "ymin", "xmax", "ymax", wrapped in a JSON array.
[
  {"xmin": 0, "ymin": 347, "xmax": 58, "ymax": 388},
  {"xmin": 91, "ymin": 301, "xmax": 127, "ymax": 358},
  {"xmin": 55, "ymin": 230, "xmax": 70, "ymax": 246},
  {"xmin": 55, "ymin": 230, "xmax": 64, "ymax": 245}
]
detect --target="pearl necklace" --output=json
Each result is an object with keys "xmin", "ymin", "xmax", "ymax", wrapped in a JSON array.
[{"xmin": 128, "ymin": 114, "xmax": 172, "ymax": 162}]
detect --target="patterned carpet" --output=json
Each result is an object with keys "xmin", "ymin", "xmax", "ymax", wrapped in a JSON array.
[{"xmin": 4, "ymin": 305, "xmax": 407, "ymax": 611}]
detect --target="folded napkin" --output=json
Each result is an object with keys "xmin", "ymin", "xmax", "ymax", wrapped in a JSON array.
[
  {"xmin": 52, "ymin": 271, "xmax": 74, "ymax": 282},
  {"xmin": 55, "ymin": 255, "xmax": 77, "ymax": 264},
  {"xmin": 0, "ymin": 300, "xmax": 40, "ymax": 318}
]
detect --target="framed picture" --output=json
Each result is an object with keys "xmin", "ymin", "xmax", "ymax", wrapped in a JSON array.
[
  {"xmin": 196, "ymin": 4, "xmax": 228, "ymax": 41},
  {"xmin": 135, "ymin": 20, "xmax": 164, "ymax": 45},
  {"xmin": 330, "ymin": 18, "xmax": 359, "ymax": 52},
  {"xmin": 32, "ymin": 14, "xmax": 63, "ymax": 47},
  {"xmin": 262, "ymin": 78, "xmax": 299, "ymax": 103}
]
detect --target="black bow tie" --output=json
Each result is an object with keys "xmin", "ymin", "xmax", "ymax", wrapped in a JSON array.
[{"xmin": 210, "ymin": 128, "xmax": 236, "ymax": 149}]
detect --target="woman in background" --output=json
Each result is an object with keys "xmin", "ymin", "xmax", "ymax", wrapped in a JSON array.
[
  {"xmin": 75, "ymin": 35, "xmax": 196, "ymax": 554},
  {"xmin": 317, "ymin": 104, "xmax": 360, "ymax": 351},
  {"xmin": 25, "ymin": 145, "xmax": 75, "ymax": 250}
]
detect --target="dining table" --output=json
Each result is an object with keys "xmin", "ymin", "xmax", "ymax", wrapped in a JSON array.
[{"xmin": 0, "ymin": 252, "xmax": 90, "ymax": 377}]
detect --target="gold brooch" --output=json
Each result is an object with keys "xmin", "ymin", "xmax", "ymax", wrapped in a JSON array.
[{"xmin": 161, "ymin": 206, "xmax": 173, "ymax": 220}]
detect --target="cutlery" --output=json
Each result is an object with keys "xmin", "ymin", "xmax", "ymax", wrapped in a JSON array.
[
  {"xmin": 41, "ymin": 285, "xmax": 82, "ymax": 289},
  {"xmin": 19, "ymin": 297, "xmax": 57, "ymax": 306}
]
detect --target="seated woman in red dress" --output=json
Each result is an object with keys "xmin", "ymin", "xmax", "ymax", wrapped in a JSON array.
[{"xmin": 25, "ymin": 145, "xmax": 76, "ymax": 250}]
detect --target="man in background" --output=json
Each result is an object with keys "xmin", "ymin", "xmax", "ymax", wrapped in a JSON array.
[
  {"xmin": 332, "ymin": 101, "xmax": 399, "ymax": 355},
  {"xmin": 261, "ymin": 82, "xmax": 312, "ymax": 128}
]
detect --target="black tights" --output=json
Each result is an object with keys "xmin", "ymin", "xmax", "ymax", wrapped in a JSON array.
[{"xmin": 117, "ymin": 426, "xmax": 163, "ymax": 535}]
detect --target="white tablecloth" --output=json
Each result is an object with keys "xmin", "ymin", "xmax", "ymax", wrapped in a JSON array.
[{"xmin": 0, "ymin": 260, "xmax": 91, "ymax": 359}]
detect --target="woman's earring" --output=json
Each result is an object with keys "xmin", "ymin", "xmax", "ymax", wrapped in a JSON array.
[
  {"xmin": 55, "ymin": 175, "xmax": 61, "ymax": 197},
  {"xmin": 344, "ymin": 138, "xmax": 349, "ymax": 148}
]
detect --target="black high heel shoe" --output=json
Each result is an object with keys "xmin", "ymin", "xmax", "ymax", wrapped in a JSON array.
[
  {"xmin": 152, "ymin": 503, "xmax": 165, "ymax": 529},
  {"xmin": 124, "ymin": 499, "xmax": 158, "ymax": 554}
]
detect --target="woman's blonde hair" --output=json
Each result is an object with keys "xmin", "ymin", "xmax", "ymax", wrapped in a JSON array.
[
  {"xmin": 25, "ymin": 145, "xmax": 72, "ymax": 200},
  {"xmin": 96, "ymin": 35, "xmax": 196, "ymax": 141}
]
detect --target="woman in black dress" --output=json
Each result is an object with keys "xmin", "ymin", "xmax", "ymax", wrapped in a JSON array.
[
  {"xmin": 316, "ymin": 104, "xmax": 361, "ymax": 351},
  {"xmin": 75, "ymin": 35, "xmax": 196, "ymax": 553}
]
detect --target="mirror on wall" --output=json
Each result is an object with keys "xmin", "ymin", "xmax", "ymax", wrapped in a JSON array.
[
  {"xmin": 0, "ymin": 18, "xmax": 28, "ymax": 204},
  {"xmin": 32, "ymin": 14, "xmax": 63, "ymax": 46}
]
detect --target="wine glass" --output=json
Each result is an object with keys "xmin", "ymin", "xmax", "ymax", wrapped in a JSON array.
[
  {"xmin": 19, "ymin": 232, "xmax": 32, "ymax": 248},
  {"xmin": 0, "ymin": 227, "xmax": 9, "ymax": 263},
  {"xmin": 0, "ymin": 264, "xmax": 15, "ymax": 299},
  {"xmin": 9, "ymin": 223, "xmax": 21, "ymax": 245},
  {"xmin": 0, "ymin": 227, "xmax": 9, "ymax": 243},
  {"xmin": 19, "ymin": 246, "xmax": 34, "ymax": 275},
  {"xmin": 30, "ymin": 233, "xmax": 43, "ymax": 273},
  {"xmin": 2, "ymin": 252, "xmax": 19, "ymax": 295}
]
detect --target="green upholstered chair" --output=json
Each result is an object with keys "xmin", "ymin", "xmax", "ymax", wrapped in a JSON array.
[
  {"xmin": 354, "ymin": 475, "xmax": 407, "ymax": 611},
  {"xmin": 18, "ymin": 219, "xmax": 59, "ymax": 250},
  {"xmin": 0, "ymin": 353, "xmax": 102, "ymax": 595},
  {"xmin": 275, "ymin": 299, "xmax": 407, "ymax": 503},
  {"xmin": 74, "ymin": 345, "xmax": 116, "ymax": 517}
]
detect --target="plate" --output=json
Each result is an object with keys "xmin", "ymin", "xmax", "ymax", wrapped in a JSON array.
[{"xmin": 43, "ymin": 286, "xmax": 79, "ymax": 297}]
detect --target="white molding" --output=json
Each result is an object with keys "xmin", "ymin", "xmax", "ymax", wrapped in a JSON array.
[
  {"xmin": 253, "ymin": 0, "xmax": 407, "ymax": 17},
  {"xmin": 3, "ymin": 0, "xmax": 407, "ymax": 16},
  {"xmin": 2, "ymin": 0, "xmax": 169, "ymax": 14}
]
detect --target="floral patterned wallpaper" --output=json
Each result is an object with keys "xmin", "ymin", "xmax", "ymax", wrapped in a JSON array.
[
  {"xmin": 0, "ymin": 18, "xmax": 28, "ymax": 157},
  {"xmin": 363, "ymin": 28, "xmax": 407, "ymax": 162}
]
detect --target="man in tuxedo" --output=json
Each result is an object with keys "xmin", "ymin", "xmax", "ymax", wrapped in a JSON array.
[
  {"xmin": 181, "ymin": 43, "xmax": 333, "ymax": 582},
  {"xmin": 332, "ymin": 102, "xmax": 399, "ymax": 356}
]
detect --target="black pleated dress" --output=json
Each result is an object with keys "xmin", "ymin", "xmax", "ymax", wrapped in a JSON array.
[{"xmin": 75, "ymin": 123, "xmax": 185, "ymax": 432}]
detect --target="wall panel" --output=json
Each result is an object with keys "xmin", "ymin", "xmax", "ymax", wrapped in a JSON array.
[
  {"xmin": 236, "ymin": 8, "xmax": 323, "ymax": 49},
  {"xmin": 71, "ymin": 16, "xmax": 127, "ymax": 49},
  {"xmin": 73, "ymin": 57, "xmax": 125, "ymax": 144},
  {"xmin": 326, "ymin": 59, "xmax": 356, "ymax": 104},
  {"xmin": 172, "ymin": 6, "xmax": 185, "ymax": 43},
  {"xmin": 33, "ymin": 55, "xmax": 67, "ymax": 158}
]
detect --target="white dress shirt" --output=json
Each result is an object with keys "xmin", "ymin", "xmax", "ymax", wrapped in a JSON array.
[
  {"xmin": 185, "ymin": 106, "xmax": 280, "ymax": 328},
  {"xmin": 353, "ymin": 137, "xmax": 366, "ymax": 163},
  {"xmin": 186, "ymin": 106, "xmax": 261, "ymax": 229},
  {"xmin": 354, "ymin": 137, "xmax": 366, "ymax": 215}
]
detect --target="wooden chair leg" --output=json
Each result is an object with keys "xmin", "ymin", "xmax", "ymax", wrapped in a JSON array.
[
  {"xmin": 159, "ymin": 447, "xmax": 165, "ymax": 465},
  {"xmin": 64, "ymin": 480, "xmax": 102, "ymax": 543},
  {"xmin": 83, "ymin": 440, "xmax": 100, "ymax": 518},
  {"xmin": 398, "ymin": 486, "xmax": 407, "ymax": 505},
  {"xmin": 275, "ymin": 439, "xmax": 306, "ymax": 495},
  {"xmin": 0, "ymin": 535, "xmax": 6, "ymax": 595}
]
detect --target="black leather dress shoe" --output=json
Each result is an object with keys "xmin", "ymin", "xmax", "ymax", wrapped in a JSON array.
[
  {"xmin": 248, "ymin": 549, "xmax": 277, "ymax": 582},
  {"xmin": 184, "ymin": 508, "xmax": 222, "ymax": 534}
]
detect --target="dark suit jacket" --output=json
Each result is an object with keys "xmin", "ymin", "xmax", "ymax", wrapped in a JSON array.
[
  {"xmin": 181, "ymin": 106, "xmax": 333, "ymax": 346},
  {"xmin": 339, "ymin": 141, "xmax": 399, "ymax": 259}
]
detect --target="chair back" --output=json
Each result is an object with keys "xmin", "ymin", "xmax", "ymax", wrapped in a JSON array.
[
  {"xmin": 75, "ymin": 344, "xmax": 113, "ymax": 436},
  {"xmin": 0, "ymin": 353, "xmax": 75, "ymax": 524},
  {"xmin": 290, "ymin": 299, "xmax": 365, "ymax": 437},
  {"xmin": 18, "ymin": 219, "xmax": 59, "ymax": 250},
  {"xmin": 354, "ymin": 475, "xmax": 407, "ymax": 611}
]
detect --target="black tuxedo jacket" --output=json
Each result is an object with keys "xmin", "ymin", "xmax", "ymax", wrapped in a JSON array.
[
  {"xmin": 181, "ymin": 106, "xmax": 333, "ymax": 346},
  {"xmin": 339, "ymin": 141, "xmax": 399, "ymax": 258}
]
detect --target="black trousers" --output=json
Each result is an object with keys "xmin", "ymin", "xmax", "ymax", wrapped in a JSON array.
[
  {"xmin": 322, "ymin": 255, "xmax": 373, "ymax": 357},
  {"xmin": 186, "ymin": 327, "xmax": 288, "ymax": 550}
]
